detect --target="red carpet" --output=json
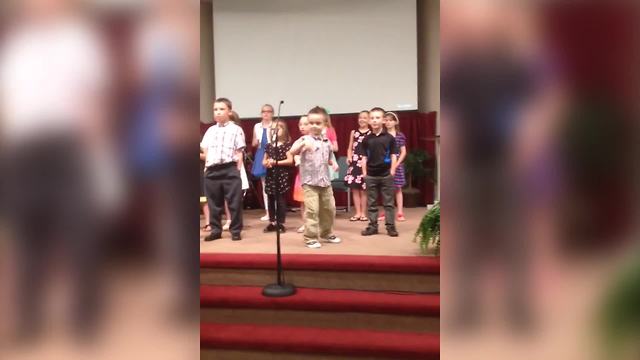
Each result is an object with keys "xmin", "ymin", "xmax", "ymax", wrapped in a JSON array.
[
  {"xmin": 200, "ymin": 253, "xmax": 440, "ymax": 274},
  {"xmin": 201, "ymin": 323, "xmax": 439, "ymax": 359},
  {"xmin": 201, "ymin": 253, "xmax": 440, "ymax": 358},
  {"xmin": 201, "ymin": 285, "xmax": 439, "ymax": 316}
]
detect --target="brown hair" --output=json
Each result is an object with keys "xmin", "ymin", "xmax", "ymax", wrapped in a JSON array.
[
  {"xmin": 273, "ymin": 121, "xmax": 291, "ymax": 143},
  {"xmin": 307, "ymin": 106, "xmax": 329, "ymax": 121},
  {"xmin": 370, "ymin": 106, "xmax": 385, "ymax": 114},
  {"xmin": 360, "ymin": 110, "xmax": 370, "ymax": 115},
  {"xmin": 214, "ymin": 97, "xmax": 233, "ymax": 110},
  {"xmin": 384, "ymin": 112, "xmax": 400, "ymax": 132}
]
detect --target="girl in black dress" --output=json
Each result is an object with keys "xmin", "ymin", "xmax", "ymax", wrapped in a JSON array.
[
  {"xmin": 344, "ymin": 110, "xmax": 371, "ymax": 221},
  {"xmin": 262, "ymin": 121, "xmax": 294, "ymax": 232}
]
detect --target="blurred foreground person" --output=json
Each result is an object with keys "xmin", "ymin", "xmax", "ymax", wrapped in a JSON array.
[
  {"xmin": 128, "ymin": 0, "xmax": 200, "ymax": 319},
  {"xmin": 442, "ymin": 2, "xmax": 543, "ymax": 332},
  {"xmin": 0, "ymin": 0, "xmax": 114, "ymax": 342}
]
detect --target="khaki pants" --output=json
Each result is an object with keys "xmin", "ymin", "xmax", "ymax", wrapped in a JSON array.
[{"xmin": 302, "ymin": 185, "xmax": 336, "ymax": 242}]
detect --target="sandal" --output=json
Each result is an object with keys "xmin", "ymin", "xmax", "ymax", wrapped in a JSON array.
[
  {"xmin": 349, "ymin": 216, "xmax": 360, "ymax": 221},
  {"xmin": 201, "ymin": 224, "xmax": 212, "ymax": 232},
  {"xmin": 397, "ymin": 213, "xmax": 406, "ymax": 222},
  {"xmin": 359, "ymin": 216, "xmax": 369, "ymax": 221}
]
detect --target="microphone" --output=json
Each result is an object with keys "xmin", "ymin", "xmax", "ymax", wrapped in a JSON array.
[
  {"xmin": 263, "ymin": 98, "xmax": 296, "ymax": 298},
  {"xmin": 270, "ymin": 101, "xmax": 284, "ymax": 144}
]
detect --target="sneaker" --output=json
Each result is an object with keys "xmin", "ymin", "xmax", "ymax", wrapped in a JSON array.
[
  {"xmin": 387, "ymin": 226, "xmax": 399, "ymax": 237},
  {"xmin": 278, "ymin": 224, "xmax": 286, "ymax": 233},
  {"xmin": 305, "ymin": 240, "xmax": 322, "ymax": 249},
  {"xmin": 231, "ymin": 233, "xmax": 242, "ymax": 241},
  {"xmin": 223, "ymin": 220, "xmax": 231, "ymax": 231},
  {"xmin": 297, "ymin": 225, "xmax": 305, "ymax": 233},
  {"xmin": 397, "ymin": 213, "xmax": 406, "ymax": 222},
  {"xmin": 322, "ymin": 235, "xmax": 342, "ymax": 244},
  {"xmin": 260, "ymin": 214, "xmax": 270, "ymax": 221},
  {"xmin": 361, "ymin": 227, "xmax": 378, "ymax": 236},
  {"xmin": 263, "ymin": 223, "xmax": 277, "ymax": 233},
  {"xmin": 204, "ymin": 233, "xmax": 222, "ymax": 242}
]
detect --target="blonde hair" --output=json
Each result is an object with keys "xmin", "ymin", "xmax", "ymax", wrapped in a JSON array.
[
  {"xmin": 324, "ymin": 114, "xmax": 334, "ymax": 129},
  {"xmin": 384, "ymin": 112, "xmax": 400, "ymax": 132},
  {"xmin": 229, "ymin": 111, "xmax": 241, "ymax": 124}
]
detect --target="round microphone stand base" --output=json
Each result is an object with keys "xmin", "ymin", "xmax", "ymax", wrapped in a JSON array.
[{"xmin": 262, "ymin": 283, "xmax": 296, "ymax": 297}]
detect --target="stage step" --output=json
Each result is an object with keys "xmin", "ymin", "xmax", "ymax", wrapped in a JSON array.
[
  {"xmin": 200, "ymin": 285, "xmax": 439, "ymax": 333},
  {"xmin": 200, "ymin": 323, "xmax": 439, "ymax": 360},
  {"xmin": 200, "ymin": 253, "xmax": 440, "ymax": 293}
]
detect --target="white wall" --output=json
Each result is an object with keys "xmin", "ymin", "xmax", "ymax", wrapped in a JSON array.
[
  {"xmin": 212, "ymin": 0, "xmax": 417, "ymax": 117},
  {"xmin": 418, "ymin": 0, "xmax": 439, "ymax": 114},
  {"xmin": 200, "ymin": 1, "xmax": 214, "ymax": 123}
]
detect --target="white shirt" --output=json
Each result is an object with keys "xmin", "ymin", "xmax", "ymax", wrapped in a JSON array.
[
  {"xmin": 201, "ymin": 121, "xmax": 246, "ymax": 167},
  {"xmin": 253, "ymin": 121, "xmax": 273, "ymax": 147},
  {"xmin": 0, "ymin": 18, "xmax": 109, "ymax": 144}
]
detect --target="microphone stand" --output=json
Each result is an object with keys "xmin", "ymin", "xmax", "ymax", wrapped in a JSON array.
[{"xmin": 263, "ymin": 100, "xmax": 296, "ymax": 297}]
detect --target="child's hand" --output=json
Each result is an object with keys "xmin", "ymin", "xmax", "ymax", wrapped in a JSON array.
[
  {"xmin": 302, "ymin": 140, "xmax": 314, "ymax": 152},
  {"xmin": 332, "ymin": 162, "xmax": 339, "ymax": 172},
  {"xmin": 390, "ymin": 168, "xmax": 396, "ymax": 176}
]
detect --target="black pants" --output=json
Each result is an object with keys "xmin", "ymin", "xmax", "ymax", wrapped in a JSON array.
[
  {"xmin": 365, "ymin": 174, "xmax": 396, "ymax": 228},
  {"xmin": 204, "ymin": 163, "xmax": 243, "ymax": 235},
  {"xmin": 2, "ymin": 136, "xmax": 102, "ymax": 336},
  {"xmin": 267, "ymin": 193, "xmax": 287, "ymax": 224}
]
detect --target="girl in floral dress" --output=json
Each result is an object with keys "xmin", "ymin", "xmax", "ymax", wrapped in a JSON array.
[{"xmin": 344, "ymin": 111, "xmax": 371, "ymax": 221}]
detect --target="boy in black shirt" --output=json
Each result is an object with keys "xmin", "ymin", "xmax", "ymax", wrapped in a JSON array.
[{"xmin": 358, "ymin": 107, "xmax": 399, "ymax": 237}]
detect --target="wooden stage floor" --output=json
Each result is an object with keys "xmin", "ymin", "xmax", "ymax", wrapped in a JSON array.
[{"xmin": 200, "ymin": 207, "xmax": 431, "ymax": 257}]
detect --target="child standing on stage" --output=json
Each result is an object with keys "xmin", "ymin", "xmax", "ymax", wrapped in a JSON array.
[
  {"xmin": 383, "ymin": 112, "xmax": 407, "ymax": 221},
  {"xmin": 252, "ymin": 104, "xmax": 275, "ymax": 221},
  {"xmin": 345, "ymin": 110, "xmax": 371, "ymax": 221},
  {"xmin": 220, "ymin": 111, "xmax": 250, "ymax": 231},
  {"xmin": 293, "ymin": 116, "xmax": 310, "ymax": 233},
  {"xmin": 322, "ymin": 113, "xmax": 339, "ymax": 152},
  {"xmin": 262, "ymin": 121, "xmax": 294, "ymax": 232},
  {"xmin": 289, "ymin": 106, "xmax": 341, "ymax": 249},
  {"xmin": 201, "ymin": 98, "xmax": 245, "ymax": 241},
  {"xmin": 360, "ymin": 107, "xmax": 400, "ymax": 237}
]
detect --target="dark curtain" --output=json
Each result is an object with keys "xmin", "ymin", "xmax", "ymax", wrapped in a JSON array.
[{"xmin": 201, "ymin": 110, "xmax": 437, "ymax": 207}]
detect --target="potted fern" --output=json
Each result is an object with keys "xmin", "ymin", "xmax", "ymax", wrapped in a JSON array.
[
  {"xmin": 599, "ymin": 253, "xmax": 640, "ymax": 359},
  {"xmin": 414, "ymin": 202, "xmax": 440, "ymax": 256},
  {"xmin": 402, "ymin": 149, "xmax": 432, "ymax": 208}
]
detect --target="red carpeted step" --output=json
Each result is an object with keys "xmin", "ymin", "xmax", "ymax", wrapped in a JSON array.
[
  {"xmin": 201, "ymin": 285, "xmax": 439, "ymax": 316},
  {"xmin": 201, "ymin": 253, "xmax": 440, "ymax": 274},
  {"xmin": 200, "ymin": 322, "xmax": 439, "ymax": 359}
]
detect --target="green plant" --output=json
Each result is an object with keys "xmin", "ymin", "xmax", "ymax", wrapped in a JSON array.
[
  {"xmin": 404, "ymin": 149, "xmax": 433, "ymax": 191},
  {"xmin": 599, "ymin": 253, "xmax": 640, "ymax": 359},
  {"xmin": 414, "ymin": 202, "xmax": 440, "ymax": 255}
]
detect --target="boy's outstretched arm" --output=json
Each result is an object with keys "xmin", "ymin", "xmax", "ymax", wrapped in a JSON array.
[{"xmin": 289, "ymin": 138, "xmax": 307, "ymax": 155}]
